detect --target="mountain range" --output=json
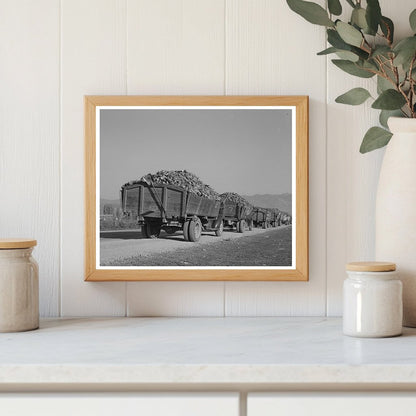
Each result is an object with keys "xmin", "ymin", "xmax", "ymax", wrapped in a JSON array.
[{"xmin": 242, "ymin": 193, "xmax": 292, "ymax": 215}]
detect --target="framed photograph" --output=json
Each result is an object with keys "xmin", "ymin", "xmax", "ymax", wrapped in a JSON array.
[{"xmin": 85, "ymin": 96, "xmax": 308, "ymax": 281}]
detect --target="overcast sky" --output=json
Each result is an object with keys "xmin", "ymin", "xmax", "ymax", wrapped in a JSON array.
[{"xmin": 100, "ymin": 108, "xmax": 292, "ymax": 200}]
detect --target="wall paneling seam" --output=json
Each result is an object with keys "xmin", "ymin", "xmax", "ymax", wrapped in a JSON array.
[
  {"xmin": 223, "ymin": 0, "xmax": 227, "ymax": 317},
  {"xmin": 59, "ymin": 0, "xmax": 63, "ymax": 317}
]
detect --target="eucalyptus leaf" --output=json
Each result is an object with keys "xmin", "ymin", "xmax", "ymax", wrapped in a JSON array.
[
  {"xmin": 362, "ymin": 59, "xmax": 379, "ymax": 71},
  {"xmin": 360, "ymin": 127, "xmax": 392, "ymax": 153},
  {"xmin": 410, "ymin": 9, "xmax": 416, "ymax": 32},
  {"xmin": 371, "ymin": 46, "xmax": 392, "ymax": 58},
  {"xmin": 377, "ymin": 75, "xmax": 393, "ymax": 94},
  {"xmin": 317, "ymin": 46, "xmax": 358, "ymax": 61},
  {"xmin": 366, "ymin": 0, "xmax": 382, "ymax": 35},
  {"xmin": 335, "ymin": 88, "xmax": 371, "ymax": 105},
  {"xmin": 328, "ymin": 0, "xmax": 342, "ymax": 16},
  {"xmin": 327, "ymin": 29, "xmax": 369, "ymax": 59},
  {"xmin": 286, "ymin": 0, "xmax": 334, "ymax": 27},
  {"xmin": 317, "ymin": 47, "xmax": 338, "ymax": 55},
  {"xmin": 327, "ymin": 29, "xmax": 348, "ymax": 49},
  {"xmin": 351, "ymin": 7, "xmax": 368, "ymax": 32},
  {"xmin": 336, "ymin": 21, "xmax": 363, "ymax": 47},
  {"xmin": 393, "ymin": 36, "xmax": 416, "ymax": 70},
  {"xmin": 332, "ymin": 59, "xmax": 375, "ymax": 78},
  {"xmin": 380, "ymin": 16, "xmax": 394, "ymax": 44},
  {"xmin": 379, "ymin": 109, "xmax": 402, "ymax": 129},
  {"xmin": 372, "ymin": 89, "xmax": 406, "ymax": 110},
  {"xmin": 335, "ymin": 50, "xmax": 359, "ymax": 62}
]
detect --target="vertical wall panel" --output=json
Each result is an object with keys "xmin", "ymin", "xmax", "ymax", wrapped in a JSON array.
[
  {"xmin": 0, "ymin": 1, "xmax": 60, "ymax": 316},
  {"xmin": 61, "ymin": 0, "xmax": 127, "ymax": 316},
  {"xmin": 326, "ymin": 0, "xmax": 416, "ymax": 316},
  {"xmin": 224, "ymin": 0, "xmax": 327, "ymax": 315},
  {"xmin": 125, "ymin": 0, "xmax": 226, "ymax": 316}
]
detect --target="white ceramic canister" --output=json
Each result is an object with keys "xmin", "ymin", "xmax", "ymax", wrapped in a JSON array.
[
  {"xmin": 343, "ymin": 262, "xmax": 402, "ymax": 338},
  {"xmin": 0, "ymin": 239, "xmax": 39, "ymax": 332}
]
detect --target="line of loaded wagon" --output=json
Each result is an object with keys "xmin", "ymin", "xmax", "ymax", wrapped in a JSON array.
[{"xmin": 120, "ymin": 176, "xmax": 292, "ymax": 243}]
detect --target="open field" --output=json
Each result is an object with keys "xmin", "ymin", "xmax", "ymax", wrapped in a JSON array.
[{"xmin": 100, "ymin": 226, "xmax": 292, "ymax": 267}]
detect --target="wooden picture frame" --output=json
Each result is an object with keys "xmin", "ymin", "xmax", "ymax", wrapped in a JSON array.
[{"xmin": 85, "ymin": 96, "xmax": 308, "ymax": 281}]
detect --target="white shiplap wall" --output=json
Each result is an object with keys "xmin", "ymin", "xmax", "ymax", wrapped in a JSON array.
[{"xmin": 1, "ymin": 0, "xmax": 412, "ymax": 317}]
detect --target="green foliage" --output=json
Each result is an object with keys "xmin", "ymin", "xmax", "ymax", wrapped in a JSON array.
[
  {"xmin": 328, "ymin": 0, "xmax": 342, "ymax": 16},
  {"xmin": 336, "ymin": 21, "xmax": 363, "ymax": 48},
  {"xmin": 380, "ymin": 16, "xmax": 394, "ymax": 44},
  {"xmin": 287, "ymin": 0, "xmax": 334, "ymax": 27},
  {"xmin": 410, "ymin": 9, "xmax": 416, "ymax": 32},
  {"xmin": 351, "ymin": 8, "xmax": 368, "ymax": 32},
  {"xmin": 365, "ymin": 0, "xmax": 382, "ymax": 35},
  {"xmin": 332, "ymin": 59, "xmax": 375, "ymax": 78},
  {"xmin": 372, "ymin": 89, "xmax": 407, "ymax": 110},
  {"xmin": 360, "ymin": 127, "xmax": 392, "ymax": 153},
  {"xmin": 286, "ymin": 0, "xmax": 416, "ymax": 153},
  {"xmin": 335, "ymin": 88, "xmax": 371, "ymax": 105},
  {"xmin": 394, "ymin": 37, "xmax": 416, "ymax": 71}
]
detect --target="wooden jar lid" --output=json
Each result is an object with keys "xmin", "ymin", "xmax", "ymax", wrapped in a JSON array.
[
  {"xmin": 0, "ymin": 239, "xmax": 37, "ymax": 249},
  {"xmin": 346, "ymin": 261, "xmax": 396, "ymax": 272}
]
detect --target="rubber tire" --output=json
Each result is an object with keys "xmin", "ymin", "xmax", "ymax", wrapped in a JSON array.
[
  {"xmin": 183, "ymin": 220, "xmax": 190, "ymax": 241},
  {"xmin": 248, "ymin": 220, "xmax": 253, "ymax": 231},
  {"xmin": 141, "ymin": 224, "xmax": 150, "ymax": 238},
  {"xmin": 262, "ymin": 222, "xmax": 267, "ymax": 229},
  {"xmin": 188, "ymin": 217, "xmax": 202, "ymax": 242},
  {"xmin": 237, "ymin": 220, "xmax": 245, "ymax": 233},
  {"xmin": 146, "ymin": 222, "xmax": 161, "ymax": 239},
  {"xmin": 215, "ymin": 222, "xmax": 224, "ymax": 237}
]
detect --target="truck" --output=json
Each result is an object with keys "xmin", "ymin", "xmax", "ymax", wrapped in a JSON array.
[{"xmin": 120, "ymin": 179, "xmax": 223, "ymax": 242}]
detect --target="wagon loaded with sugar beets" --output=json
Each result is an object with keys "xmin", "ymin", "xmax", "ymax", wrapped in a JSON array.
[
  {"xmin": 251, "ymin": 207, "xmax": 272, "ymax": 229},
  {"xmin": 120, "ymin": 170, "xmax": 224, "ymax": 242},
  {"xmin": 219, "ymin": 192, "xmax": 254, "ymax": 233},
  {"xmin": 269, "ymin": 209, "xmax": 282, "ymax": 228}
]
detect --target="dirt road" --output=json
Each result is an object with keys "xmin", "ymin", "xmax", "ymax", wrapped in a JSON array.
[{"xmin": 100, "ymin": 226, "xmax": 292, "ymax": 267}]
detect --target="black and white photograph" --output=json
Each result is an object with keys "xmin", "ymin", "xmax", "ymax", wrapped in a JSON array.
[{"xmin": 98, "ymin": 106, "xmax": 295, "ymax": 269}]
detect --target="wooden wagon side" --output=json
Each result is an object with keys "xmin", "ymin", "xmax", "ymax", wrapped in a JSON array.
[
  {"xmin": 121, "ymin": 181, "xmax": 223, "ymax": 242},
  {"xmin": 251, "ymin": 207, "xmax": 271, "ymax": 229},
  {"xmin": 221, "ymin": 201, "xmax": 254, "ymax": 233}
]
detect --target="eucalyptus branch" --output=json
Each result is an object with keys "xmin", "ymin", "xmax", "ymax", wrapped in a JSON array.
[{"xmin": 287, "ymin": 0, "xmax": 416, "ymax": 152}]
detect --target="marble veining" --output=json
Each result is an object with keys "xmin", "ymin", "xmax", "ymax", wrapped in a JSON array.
[{"xmin": 0, "ymin": 317, "xmax": 416, "ymax": 385}]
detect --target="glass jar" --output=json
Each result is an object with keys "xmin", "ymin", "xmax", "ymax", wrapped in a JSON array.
[
  {"xmin": 0, "ymin": 239, "xmax": 39, "ymax": 332},
  {"xmin": 343, "ymin": 261, "xmax": 402, "ymax": 338}
]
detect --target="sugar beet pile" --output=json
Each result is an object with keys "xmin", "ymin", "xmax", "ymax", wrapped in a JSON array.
[
  {"xmin": 220, "ymin": 192, "xmax": 252, "ymax": 208},
  {"xmin": 126, "ymin": 170, "xmax": 220, "ymax": 200}
]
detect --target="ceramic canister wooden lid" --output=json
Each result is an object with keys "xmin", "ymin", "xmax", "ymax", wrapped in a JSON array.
[
  {"xmin": 0, "ymin": 239, "xmax": 37, "ymax": 249},
  {"xmin": 346, "ymin": 261, "xmax": 396, "ymax": 272}
]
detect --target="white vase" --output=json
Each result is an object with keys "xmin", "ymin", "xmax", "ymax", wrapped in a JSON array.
[{"xmin": 375, "ymin": 117, "xmax": 416, "ymax": 327}]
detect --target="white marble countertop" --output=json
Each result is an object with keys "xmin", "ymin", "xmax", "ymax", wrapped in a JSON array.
[{"xmin": 1, "ymin": 317, "xmax": 416, "ymax": 389}]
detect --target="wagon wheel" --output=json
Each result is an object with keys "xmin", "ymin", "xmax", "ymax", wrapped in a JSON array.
[
  {"xmin": 238, "ymin": 220, "xmax": 245, "ymax": 233},
  {"xmin": 188, "ymin": 217, "xmax": 202, "ymax": 242},
  {"xmin": 215, "ymin": 221, "xmax": 224, "ymax": 237},
  {"xmin": 183, "ymin": 220, "xmax": 190, "ymax": 241},
  {"xmin": 146, "ymin": 222, "xmax": 161, "ymax": 239},
  {"xmin": 141, "ymin": 224, "xmax": 150, "ymax": 238}
]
